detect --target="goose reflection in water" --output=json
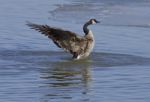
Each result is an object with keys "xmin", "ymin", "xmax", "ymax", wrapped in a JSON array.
[{"xmin": 40, "ymin": 59, "xmax": 92, "ymax": 100}]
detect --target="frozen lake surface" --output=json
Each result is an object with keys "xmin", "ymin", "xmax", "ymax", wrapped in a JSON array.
[{"xmin": 0, "ymin": 0, "xmax": 150, "ymax": 102}]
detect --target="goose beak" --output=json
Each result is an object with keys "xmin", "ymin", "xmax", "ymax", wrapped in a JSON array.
[{"xmin": 96, "ymin": 20, "xmax": 100, "ymax": 23}]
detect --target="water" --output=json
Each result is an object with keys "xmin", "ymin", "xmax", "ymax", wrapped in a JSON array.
[{"xmin": 0, "ymin": 0, "xmax": 150, "ymax": 102}]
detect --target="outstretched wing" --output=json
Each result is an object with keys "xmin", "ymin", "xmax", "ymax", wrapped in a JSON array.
[{"xmin": 27, "ymin": 22, "xmax": 87, "ymax": 55}]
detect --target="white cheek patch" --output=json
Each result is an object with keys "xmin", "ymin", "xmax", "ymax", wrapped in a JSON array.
[{"xmin": 92, "ymin": 20, "xmax": 96, "ymax": 24}]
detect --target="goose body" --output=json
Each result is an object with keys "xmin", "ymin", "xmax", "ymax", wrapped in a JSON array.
[{"xmin": 27, "ymin": 19, "xmax": 99, "ymax": 60}]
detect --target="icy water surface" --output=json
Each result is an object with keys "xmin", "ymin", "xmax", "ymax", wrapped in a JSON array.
[{"xmin": 0, "ymin": 0, "xmax": 150, "ymax": 102}]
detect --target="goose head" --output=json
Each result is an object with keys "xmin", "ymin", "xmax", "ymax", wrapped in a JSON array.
[
  {"xmin": 89, "ymin": 19, "xmax": 100, "ymax": 25},
  {"xmin": 83, "ymin": 18, "xmax": 100, "ymax": 34}
]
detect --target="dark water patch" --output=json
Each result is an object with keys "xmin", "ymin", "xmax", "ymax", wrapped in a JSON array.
[
  {"xmin": 1, "ymin": 50, "xmax": 150, "ymax": 68},
  {"xmin": 49, "ymin": 2, "xmax": 109, "ymax": 23},
  {"xmin": 103, "ymin": 24, "xmax": 150, "ymax": 29},
  {"xmin": 92, "ymin": 52, "xmax": 150, "ymax": 67},
  {"xmin": 49, "ymin": 0, "xmax": 150, "ymax": 28},
  {"xmin": 70, "ymin": 0, "xmax": 150, "ymax": 5}
]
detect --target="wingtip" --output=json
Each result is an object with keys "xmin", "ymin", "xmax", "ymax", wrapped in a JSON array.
[
  {"xmin": 26, "ymin": 21, "xmax": 39, "ymax": 30},
  {"xmin": 26, "ymin": 21, "xmax": 34, "ymax": 27}
]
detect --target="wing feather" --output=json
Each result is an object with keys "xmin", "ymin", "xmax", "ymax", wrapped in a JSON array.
[{"xmin": 27, "ymin": 22, "xmax": 87, "ymax": 55}]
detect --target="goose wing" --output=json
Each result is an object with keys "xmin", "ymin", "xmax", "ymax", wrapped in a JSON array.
[{"xmin": 27, "ymin": 22, "xmax": 87, "ymax": 55}]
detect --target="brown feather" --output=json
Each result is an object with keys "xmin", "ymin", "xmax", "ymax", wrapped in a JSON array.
[{"xmin": 26, "ymin": 22, "xmax": 88, "ymax": 56}]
